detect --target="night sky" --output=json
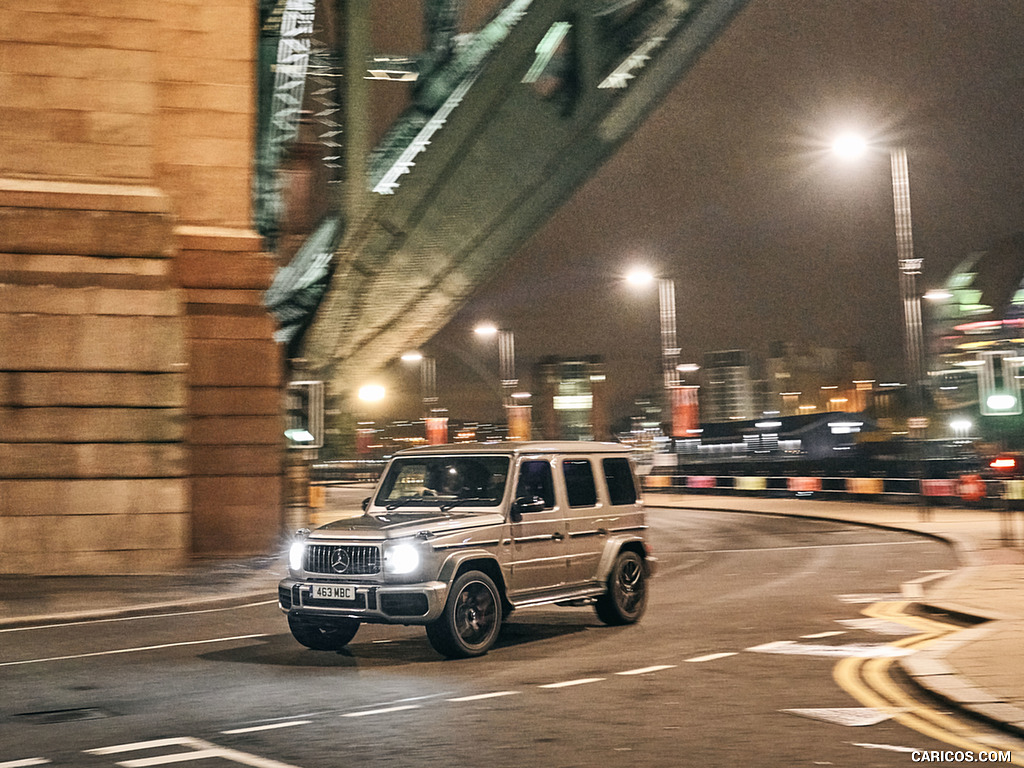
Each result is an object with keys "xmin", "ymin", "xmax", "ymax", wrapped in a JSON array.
[{"xmin": 372, "ymin": 1, "xmax": 1024, "ymax": 425}]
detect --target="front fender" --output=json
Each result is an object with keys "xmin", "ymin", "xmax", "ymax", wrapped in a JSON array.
[{"xmin": 595, "ymin": 535, "xmax": 654, "ymax": 582}]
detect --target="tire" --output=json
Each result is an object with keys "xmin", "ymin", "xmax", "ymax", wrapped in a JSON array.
[
  {"xmin": 595, "ymin": 549, "xmax": 647, "ymax": 625},
  {"xmin": 426, "ymin": 570, "xmax": 502, "ymax": 658},
  {"xmin": 288, "ymin": 614, "xmax": 360, "ymax": 651}
]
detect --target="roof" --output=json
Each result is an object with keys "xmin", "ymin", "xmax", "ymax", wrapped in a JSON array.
[{"xmin": 393, "ymin": 441, "xmax": 633, "ymax": 457}]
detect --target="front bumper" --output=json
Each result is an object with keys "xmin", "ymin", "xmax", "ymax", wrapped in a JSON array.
[{"xmin": 278, "ymin": 577, "xmax": 449, "ymax": 625}]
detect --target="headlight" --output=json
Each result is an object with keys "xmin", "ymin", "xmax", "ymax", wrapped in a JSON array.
[
  {"xmin": 385, "ymin": 542, "xmax": 421, "ymax": 575},
  {"xmin": 289, "ymin": 540, "xmax": 306, "ymax": 572}
]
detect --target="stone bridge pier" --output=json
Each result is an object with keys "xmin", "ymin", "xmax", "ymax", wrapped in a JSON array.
[{"xmin": 0, "ymin": 1, "xmax": 283, "ymax": 574}]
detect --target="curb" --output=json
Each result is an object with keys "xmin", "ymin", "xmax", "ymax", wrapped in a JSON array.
[{"xmin": 0, "ymin": 588, "xmax": 279, "ymax": 631}]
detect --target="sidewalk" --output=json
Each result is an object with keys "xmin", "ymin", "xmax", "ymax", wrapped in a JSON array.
[
  {"xmin": 1, "ymin": 494, "xmax": 1023, "ymax": 738},
  {"xmin": 651, "ymin": 492, "xmax": 1024, "ymax": 737},
  {"xmin": 0, "ymin": 554, "xmax": 287, "ymax": 628}
]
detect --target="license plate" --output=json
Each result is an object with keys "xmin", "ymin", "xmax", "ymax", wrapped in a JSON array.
[{"xmin": 311, "ymin": 584, "xmax": 357, "ymax": 601}]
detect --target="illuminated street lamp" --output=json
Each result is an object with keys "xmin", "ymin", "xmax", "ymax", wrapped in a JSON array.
[
  {"xmin": 626, "ymin": 267, "xmax": 681, "ymax": 390},
  {"xmin": 402, "ymin": 351, "xmax": 447, "ymax": 444},
  {"xmin": 626, "ymin": 268, "xmax": 700, "ymax": 438},
  {"xmin": 401, "ymin": 351, "xmax": 439, "ymax": 414},
  {"xmin": 474, "ymin": 323, "xmax": 517, "ymax": 407},
  {"xmin": 833, "ymin": 134, "xmax": 926, "ymax": 424}
]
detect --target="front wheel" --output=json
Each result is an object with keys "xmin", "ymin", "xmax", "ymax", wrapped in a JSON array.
[
  {"xmin": 288, "ymin": 615, "xmax": 360, "ymax": 650},
  {"xmin": 595, "ymin": 549, "xmax": 647, "ymax": 625},
  {"xmin": 426, "ymin": 570, "xmax": 502, "ymax": 658}
]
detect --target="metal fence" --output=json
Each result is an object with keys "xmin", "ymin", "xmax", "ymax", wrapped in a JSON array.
[{"xmin": 642, "ymin": 473, "xmax": 1024, "ymax": 508}]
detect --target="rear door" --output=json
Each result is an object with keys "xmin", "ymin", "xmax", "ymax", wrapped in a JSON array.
[
  {"xmin": 507, "ymin": 457, "xmax": 568, "ymax": 598},
  {"xmin": 561, "ymin": 456, "xmax": 605, "ymax": 585}
]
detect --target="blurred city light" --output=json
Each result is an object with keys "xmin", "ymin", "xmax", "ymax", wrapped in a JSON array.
[
  {"xmin": 358, "ymin": 384, "xmax": 386, "ymax": 402},
  {"xmin": 400, "ymin": 351, "xmax": 424, "ymax": 362},
  {"xmin": 474, "ymin": 323, "xmax": 499, "ymax": 336}
]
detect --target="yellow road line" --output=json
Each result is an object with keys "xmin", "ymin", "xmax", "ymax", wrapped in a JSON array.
[{"xmin": 832, "ymin": 602, "xmax": 1024, "ymax": 765}]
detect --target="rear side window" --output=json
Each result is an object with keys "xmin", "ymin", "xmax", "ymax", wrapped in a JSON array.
[
  {"xmin": 562, "ymin": 459, "xmax": 597, "ymax": 507},
  {"xmin": 603, "ymin": 457, "xmax": 637, "ymax": 505},
  {"xmin": 515, "ymin": 460, "xmax": 555, "ymax": 509}
]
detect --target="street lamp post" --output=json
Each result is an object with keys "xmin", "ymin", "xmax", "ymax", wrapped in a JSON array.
[
  {"xmin": 833, "ymin": 135, "xmax": 926, "ymax": 423},
  {"xmin": 626, "ymin": 268, "xmax": 700, "ymax": 438},
  {"xmin": 401, "ymin": 351, "xmax": 448, "ymax": 444},
  {"xmin": 475, "ymin": 323, "xmax": 530, "ymax": 439},
  {"xmin": 474, "ymin": 324, "xmax": 518, "ymax": 407},
  {"xmin": 626, "ymin": 269, "xmax": 681, "ymax": 390}
]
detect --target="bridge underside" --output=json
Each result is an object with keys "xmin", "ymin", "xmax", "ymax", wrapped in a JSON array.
[{"xmin": 284, "ymin": 0, "xmax": 748, "ymax": 400}]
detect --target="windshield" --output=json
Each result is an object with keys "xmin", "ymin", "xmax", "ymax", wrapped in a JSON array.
[{"xmin": 375, "ymin": 455, "xmax": 510, "ymax": 510}]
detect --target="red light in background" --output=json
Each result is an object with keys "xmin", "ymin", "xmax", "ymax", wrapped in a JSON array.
[{"xmin": 990, "ymin": 457, "xmax": 1017, "ymax": 471}]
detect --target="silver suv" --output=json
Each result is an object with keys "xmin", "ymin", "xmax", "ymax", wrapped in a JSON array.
[{"xmin": 279, "ymin": 441, "xmax": 653, "ymax": 658}]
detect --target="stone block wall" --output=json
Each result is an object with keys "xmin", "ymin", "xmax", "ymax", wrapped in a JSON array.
[
  {"xmin": 176, "ymin": 226, "xmax": 282, "ymax": 557},
  {"xmin": 0, "ymin": 1, "xmax": 284, "ymax": 573},
  {"xmin": 0, "ymin": 182, "xmax": 189, "ymax": 574}
]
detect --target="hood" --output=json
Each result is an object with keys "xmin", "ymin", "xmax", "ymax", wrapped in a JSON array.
[{"xmin": 308, "ymin": 511, "xmax": 505, "ymax": 542}]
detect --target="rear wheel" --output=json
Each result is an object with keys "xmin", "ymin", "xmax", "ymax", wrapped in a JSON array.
[
  {"xmin": 426, "ymin": 570, "xmax": 502, "ymax": 658},
  {"xmin": 595, "ymin": 550, "xmax": 647, "ymax": 625},
  {"xmin": 288, "ymin": 615, "xmax": 360, "ymax": 650}
]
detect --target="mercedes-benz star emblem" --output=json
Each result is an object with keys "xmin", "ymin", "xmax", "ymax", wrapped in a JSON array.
[{"xmin": 330, "ymin": 548, "xmax": 351, "ymax": 574}]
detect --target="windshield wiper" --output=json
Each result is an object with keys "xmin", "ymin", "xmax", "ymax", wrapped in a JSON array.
[
  {"xmin": 384, "ymin": 496, "xmax": 437, "ymax": 511},
  {"xmin": 439, "ymin": 497, "xmax": 495, "ymax": 512}
]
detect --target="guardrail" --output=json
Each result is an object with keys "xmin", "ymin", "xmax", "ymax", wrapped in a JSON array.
[{"xmin": 643, "ymin": 473, "xmax": 1024, "ymax": 508}]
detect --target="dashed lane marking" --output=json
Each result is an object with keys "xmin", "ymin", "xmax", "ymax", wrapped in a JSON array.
[
  {"xmin": 539, "ymin": 677, "xmax": 606, "ymax": 689},
  {"xmin": 342, "ymin": 705, "xmax": 420, "ymax": 718},
  {"xmin": 617, "ymin": 665, "xmax": 677, "ymax": 675},
  {"xmin": 448, "ymin": 691, "xmax": 520, "ymax": 702},
  {"xmin": 801, "ymin": 631, "xmax": 847, "ymax": 639},
  {"xmin": 685, "ymin": 652, "xmax": 737, "ymax": 663},
  {"xmin": 0, "ymin": 760, "xmax": 50, "ymax": 768},
  {"xmin": 221, "ymin": 721, "xmax": 312, "ymax": 735}
]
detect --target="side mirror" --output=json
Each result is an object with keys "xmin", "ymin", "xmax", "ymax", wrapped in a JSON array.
[
  {"xmin": 361, "ymin": 497, "xmax": 371, "ymax": 512},
  {"xmin": 511, "ymin": 495, "xmax": 546, "ymax": 522}
]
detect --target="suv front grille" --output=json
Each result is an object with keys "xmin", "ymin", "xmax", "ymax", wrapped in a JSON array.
[{"xmin": 304, "ymin": 544, "xmax": 381, "ymax": 576}]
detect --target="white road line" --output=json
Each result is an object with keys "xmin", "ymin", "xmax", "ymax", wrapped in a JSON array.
[
  {"xmin": 702, "ymin": 540, "xmax": 933, "ymax": 554},
  {"xmin": 87, "ymin": 738, "xmax": 199, "ymax": 755},
  {"xmin": 88, "ymin": 737, "xmax": 302, "ymax": 768},
  {"xmin": 342, "ymin": 704, "xmax": 420, "ymax": 718},
  {"xmin": 221, "ymin": 721, "xmax": 312, "ymax": 734},
  {"xmin": 616, "ymin": 665, "xmax": 677, "ymax": 675},
  {"xmin": 0, "ymin": 634, "xmax": 268, "ymax": 667},
  {"xmin": 539, "ymin": 678, "xmax": 605, "ymax": 689},
  {"xmin": 801, "ymin": 631, "xmax": 846, "ymax": 639},
  {"xmin": 0, "ymin": 601, "xmax": 278, "ymax": 634},
  {"xmin": 448, "ymin": 691, "xmax": 520, "ymax": 702},
  {"xmin": 747, "ymin": 640, "xmax": 914, "ymax": 658},
  {"xmin": 851, "ymin": 742, "xmax": 919, "ymax": 753},
  {"xmin": 684, "ymin": 652, "xmax": 737, "ymax": 663},
  {"xmin": 0, "ymin": 759, "xmax": 50, "ymax": 767}
]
